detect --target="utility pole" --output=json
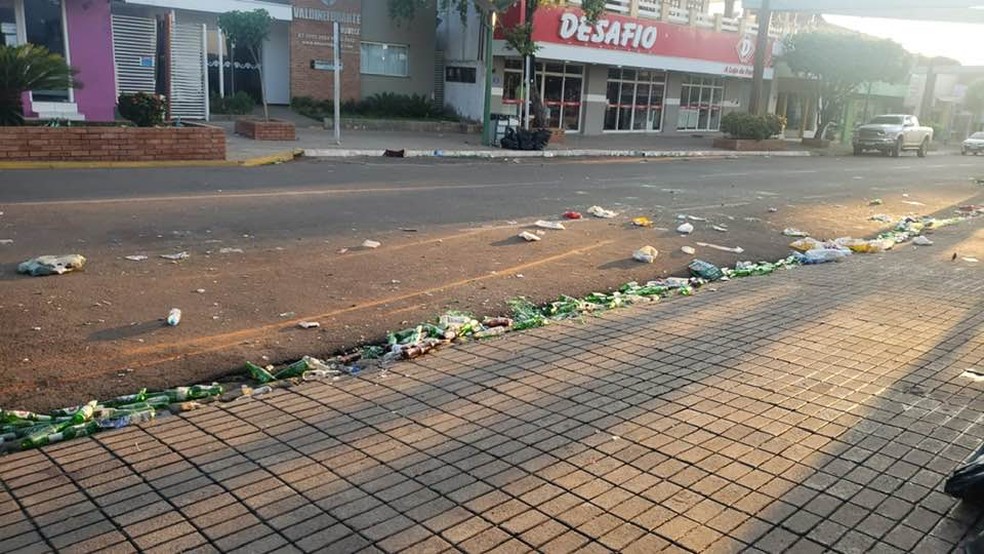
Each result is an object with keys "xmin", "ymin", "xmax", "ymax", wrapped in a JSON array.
[
  {"xmin": 520, "ymin": 0, "xmax": 530, "ymax": 130},
  {"xmin": 333, "ymin": 21, "xmax": 341, "ymax": 145},
  {"xmin": 748, "ymin": 0, "xmax": 771, "ymax": 115},
  {"xmin": 919, "ymin": 58, "xmax": 937, "ymax": 122},
  {"xmin": 482, "ymin": 10, "xmax": 495, "ymax": 146}
]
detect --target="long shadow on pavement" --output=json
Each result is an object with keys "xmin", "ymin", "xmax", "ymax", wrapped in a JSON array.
[{"xmin": 0, "ymin": 213, "xmax": 981, "ymax": 553}]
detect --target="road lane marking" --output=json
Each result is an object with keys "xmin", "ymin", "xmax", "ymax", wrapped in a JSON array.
[
  {"xmin": 698, "ymin": 172, "xmax": 751, "ymax": 178},
  {"xmin": 657, "ymin": 202, "xmax": 750, "ymax": 211},
  {"xmin": 2, "ymin": 180, "xmax": 565, "ymax": 207}
]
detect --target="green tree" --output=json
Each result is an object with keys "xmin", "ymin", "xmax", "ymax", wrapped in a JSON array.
[
  {"xmin": 388, "ymin": 0, "xmax": 605, "ymax": 23},
  {"xmin": 0, "ymin": 44, "xmax": 78, "ymax": 126},
  {"xmin": 218, "ymin": 9, "xmax": 273, "ymax": 120},
  {"xmin": 965, "ymin": 79, "xmax": 984, "ymax": 133},
  {"xmin": 781, "ymin": 31, "xmax": 910, "ymax": 139}
]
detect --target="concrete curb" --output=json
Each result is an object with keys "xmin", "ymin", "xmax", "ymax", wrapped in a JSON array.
[
  {"xmin": 0, "ymin": 150, "xmax": 301, "ymax": 170},
  {"xmin": 0, "ymin": 159, "xmax": 240, "ymax": 170},
  {"xmin": 302, "ymin": 148, "xmax": 814, "ymax": 160}
]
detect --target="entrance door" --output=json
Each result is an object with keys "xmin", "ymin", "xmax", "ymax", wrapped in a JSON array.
[
  {"xmin": 541, "ymin": 63, "xmax": 582, "ymax": 132},
  {"xmin": 562, "ymin": 71, "xmax": 582, "ymax": 131},
  {"xmin": 543, "ymin": 69, "xmax": 563, "ymax": 129},
  {"xmin": 170, "ymin": 21, "xmax": 207, "ymax": 119},
  {"xmin": 24, "ymin": 0, "xmax": 69, "ymax": 102}
]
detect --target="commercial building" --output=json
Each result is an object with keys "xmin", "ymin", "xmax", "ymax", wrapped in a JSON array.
[
  {"xmin": 908, "ymin": 65, "xmax": 984, "ymax": 141},
  {"xmin": 1, "ymin": 0, "xmax": 117, "ymax": 121},
  {"xmin": 4, "ymin": 0, "xmax": 437, "ymax": 122},
  {"xmin": 440, "ymin": 0, "xmax": 789, "ymax": 136},
  {"xmin": 290, "ymin": 0, "xmax": 436, "ymax": 102}
]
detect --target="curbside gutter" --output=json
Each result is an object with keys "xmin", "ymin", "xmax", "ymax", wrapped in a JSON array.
[
  {"xmin": 302, "ymin": 148, "xmax": 814, "ymax": 160},
  {"xmin": 0, "ymin": 150, "xmax": 302, "ymax": 170}
]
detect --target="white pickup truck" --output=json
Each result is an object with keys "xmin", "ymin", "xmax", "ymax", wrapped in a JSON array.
[{"xmin": 852, "ymin": 114, "xmax": 934, "ymax": 158}]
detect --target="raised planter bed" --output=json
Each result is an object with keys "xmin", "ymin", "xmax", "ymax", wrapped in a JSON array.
[
  {"xmin": 322, "ymin": 117, "xmax": 480, "ymax": 134},
  {"xmin": 0, "ymin": 122, "xmax": 226, "ymax": 162},
  {"xmin": 235, "ymin": 118, "xmax": 296, "ymax": 141},
  {"xmin": 712, "ymin": 138, "xmax": 787, "ymax": 152},
  {"xmin": 801, "ymin": 138, "xmax": 831, "ymax": 148}
]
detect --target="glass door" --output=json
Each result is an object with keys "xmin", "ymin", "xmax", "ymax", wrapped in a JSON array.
[
  {"xmin": 543, "ymin": 72, "xmax": 563, "ymax": 129},
  {"xmin": 649, "ymin": 81, "xmax": 664, "ymax": 131},
  {"xmin": 24, "ymin": 0, "xmax": 69, "ymax": 102},
  {"xmin": 618, "ymin": 77, "xmax": 634, "ymax": 130},
  {"xmin": 632, "ymin": 82, "xmax": 650, "ymax": 130},
  {"xmin": 562, "ymin": 72, "xmax": 582, "ymax": 131}
]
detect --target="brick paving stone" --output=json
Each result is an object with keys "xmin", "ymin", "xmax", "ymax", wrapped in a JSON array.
[
  {"xmin": 520, "ymin": 519, "xmax": 568, "ymax": 548},
  {"xmin": 4, "ymin": 220, "xmax": 984, "ymax": 553},
  {"xmin": 140, "ymin": 532, "xmax": 208, "ymax": 554},
  {"xmin": 541, "ymin": 529, "xmax": 591, "ymax": 553},
  {"xmin": 375, "ymin": 524, "xmax": 434, "ymax": 552}
]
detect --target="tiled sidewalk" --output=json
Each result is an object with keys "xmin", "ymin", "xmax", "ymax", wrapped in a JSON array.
[{"xmin": 2, "ymin": 218, "xmax": 982, "ymax": 553}]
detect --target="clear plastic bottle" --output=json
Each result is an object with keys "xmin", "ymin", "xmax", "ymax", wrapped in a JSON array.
[{"xmin": 166, "ymin": 308, "xmax": 182, "ymax": 326}]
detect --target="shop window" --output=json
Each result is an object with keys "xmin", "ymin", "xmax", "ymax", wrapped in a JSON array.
[
  {"xmin": 604, "ymin": 68, "xmax": 666, "ymax": 132},
  {"xmin": 360, "ymin": 42, "xmax": 409, "ymax": 77},
  {"xmin": 0, "ymin": 0, "xmax": 16, "ymax": 46},
  {"xmin": 677, "ymin": 75, "xmax": 724, "ymax": 132},
  {"xmin": 501, "ymin": 59, "xmax": 583, "ymax": 131},
  {"xmin": 24, "ymin": 0, "xmax": 68, "ymax": 101},
  {"xmin": 446, "ymin": 66, "xmax": 476, "ymax": 83}
]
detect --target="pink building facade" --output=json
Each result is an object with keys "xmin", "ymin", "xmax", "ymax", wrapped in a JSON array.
[{"xmin": 1, "ymin": 0, "xmax": 116, "ymax": 121}]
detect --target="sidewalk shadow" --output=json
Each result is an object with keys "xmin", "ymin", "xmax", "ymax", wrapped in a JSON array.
[
  {"xmin": 89, "ymin": 321, "xmax": 163, "ymax": 341},
  {"xmin": 11, "ymin": 206, "xmax": 982, "ymax": 553}
]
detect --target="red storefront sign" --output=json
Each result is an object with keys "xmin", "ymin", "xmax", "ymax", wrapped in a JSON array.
[{"xmin": 503, "ymin": 7, "xmax": 773, "ymax": 75}]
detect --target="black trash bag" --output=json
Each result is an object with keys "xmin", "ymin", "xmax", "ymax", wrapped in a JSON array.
[
  {"xmin": 944, "ymin": 441, "xmax": 984, "ymax": 499},
  {"xmin": 500, "ymin": 128, "xmax": 552, "ymax": 151}
]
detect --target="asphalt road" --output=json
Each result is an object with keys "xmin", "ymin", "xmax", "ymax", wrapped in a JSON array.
[{"xmin": 1, "ymin": 153, "xmax": 982, "ymax": 411}]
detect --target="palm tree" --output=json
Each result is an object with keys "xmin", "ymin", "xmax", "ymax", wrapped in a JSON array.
[{"xmin": 0, "ymin": 44, "xmax": 78, "ymax": 126}]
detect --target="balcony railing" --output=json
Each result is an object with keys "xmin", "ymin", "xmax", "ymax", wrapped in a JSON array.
[{"xmin": 563, "ymin": 0, "xmax": 810, "ymax": 38}]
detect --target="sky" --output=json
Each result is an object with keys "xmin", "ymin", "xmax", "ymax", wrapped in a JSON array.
[
  {"xmin": 823, "ymin": 15, "xmax": 984, "ymax": 67},
  {"xmin": 706, "ymin": 1, "xmax": 984, "ymax": 67}
]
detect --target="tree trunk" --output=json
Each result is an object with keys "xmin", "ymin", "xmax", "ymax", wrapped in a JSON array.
[{"xmin": 252, "ymin": 46, "xmax": 269, "ymax": 121}]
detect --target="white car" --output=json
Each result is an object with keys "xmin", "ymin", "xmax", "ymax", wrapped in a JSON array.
[{"xmin": 962, "ymin": 132, "xmax": 984, "ymax": 155}]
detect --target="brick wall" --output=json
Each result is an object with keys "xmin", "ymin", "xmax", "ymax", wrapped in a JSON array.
[
  {"xmin": 290, "ymin": 0, "xmax": 362, "ymax": 102},
  {"xmin": 0, "ymin": 124, "xmax": 226, "ymax": 162},
  {"xmin": 235, "ymin": 119, "xmax": 297, "ymax": 141}
]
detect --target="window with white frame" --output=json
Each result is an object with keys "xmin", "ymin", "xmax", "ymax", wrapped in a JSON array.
[
  {"xmin": 604, "ymin": 68, "xmax": 666, "ymax": 132},
  {"xmin": 0, "ymin": 0, "xmax": 18, "ymax": 46},
  {"xmin": 360, "ymin": 41, "xmax": 409, "ymax": 77},
  {"xmin": 677, "ymin": 75, "xmax": 724, "ymax": 131}
]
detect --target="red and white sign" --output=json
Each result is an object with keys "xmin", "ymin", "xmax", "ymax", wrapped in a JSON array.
[{"xmin": 505, "ymin": 7, "xmax": 773, "ymax": 78}]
